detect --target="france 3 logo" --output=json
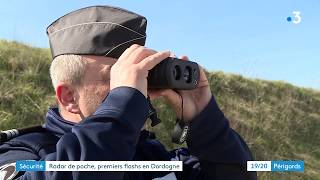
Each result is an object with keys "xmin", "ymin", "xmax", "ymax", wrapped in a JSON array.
[{"xmin": 287, "ymin": 11, "xmax": 301, "ymax": 24}]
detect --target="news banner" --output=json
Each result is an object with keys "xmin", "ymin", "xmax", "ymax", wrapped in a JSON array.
[{"xmin": 6, "ymin": 160, "xmax": 304, "ymax": 172}]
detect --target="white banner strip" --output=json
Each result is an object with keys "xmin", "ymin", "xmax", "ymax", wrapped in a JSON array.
[
  {"xmin": 247, "ymin": 161, "xmax": 271, "ymax": 171},
  {"xmin": 46, "ymin": 161, "xmax": 183, "ymax": 171}
]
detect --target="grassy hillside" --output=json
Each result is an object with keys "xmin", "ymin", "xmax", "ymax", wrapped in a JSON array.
[{"xmin": 0, "ymin": 40, "xmax": 319, "ymax": 179}]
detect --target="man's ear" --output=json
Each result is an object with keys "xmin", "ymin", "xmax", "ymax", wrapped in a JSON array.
[{"xmin": 56, "ymin": 83, "xmax": 81, "ymax": 114}]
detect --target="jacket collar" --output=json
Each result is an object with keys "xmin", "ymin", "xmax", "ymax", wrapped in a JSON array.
[{"xmin": 43, "ymin": 107, "xmax": 76, "ymax": 137}]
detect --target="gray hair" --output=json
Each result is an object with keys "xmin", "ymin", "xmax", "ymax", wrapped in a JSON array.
[{"xmin": 50, "ymin": 55, "xmax": 87, "ymax": 90}]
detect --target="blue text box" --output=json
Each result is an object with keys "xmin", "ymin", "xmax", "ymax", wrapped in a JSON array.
[
  {"xmin": 16, "ymin": 161, "xmax": 46, "ymax": 171},
  {"xmin": 271, "ymin": 161, "xmax": 304, "ymax": 172}
]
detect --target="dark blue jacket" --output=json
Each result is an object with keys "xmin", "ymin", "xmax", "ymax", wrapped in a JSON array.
[{"xmin": 0, "ymin": 87, "xmax": 257, "ymax": 180}]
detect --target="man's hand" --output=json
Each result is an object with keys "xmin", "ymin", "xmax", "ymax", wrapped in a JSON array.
[
  {"xmin": 148, "ymin": 56, "xmax": 212, "ymax": 122},
  {"xmin": 110, "ymin": 44, "xmax": 170, "ymax": 98}
]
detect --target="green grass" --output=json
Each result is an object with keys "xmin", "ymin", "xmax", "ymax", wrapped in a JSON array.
[{"xmin": 1, "ymin": 40, "xmax": 319, "ymax": 179}]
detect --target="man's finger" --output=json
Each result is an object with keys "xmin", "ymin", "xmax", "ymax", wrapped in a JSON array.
[
  {"xmin": 130, "ymin": 47, "xmax": 157, "ymax": 64},
  {"xmin": 147, "ymin": 89, "xmax": 164, "ymax": 100},
  {"xmin": 140, "ymin": 51, "xmax": 170, "ymax": 70},
  {"xmin": 180, "ymin": 55, "xmax": 189, "ymax": 61},
  {"xmin": 198, "ymin": 65, "xmax": 208, "ymax": 81},
  {"xmin": 160, "ymin": 89, "xmax": 183, "ymax": 115},
  {"xmin": 117, "ymin": 44, "xmax": 140, "ymax": 63},
  {"xmin": 170, "ymin": 53, "xmax": 177, "ymax": 58}
]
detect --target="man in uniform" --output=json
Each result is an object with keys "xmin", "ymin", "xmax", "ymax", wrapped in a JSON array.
[{"xmin": 0, "ymin": 5, "xmax": 257, "ymax": 180}]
